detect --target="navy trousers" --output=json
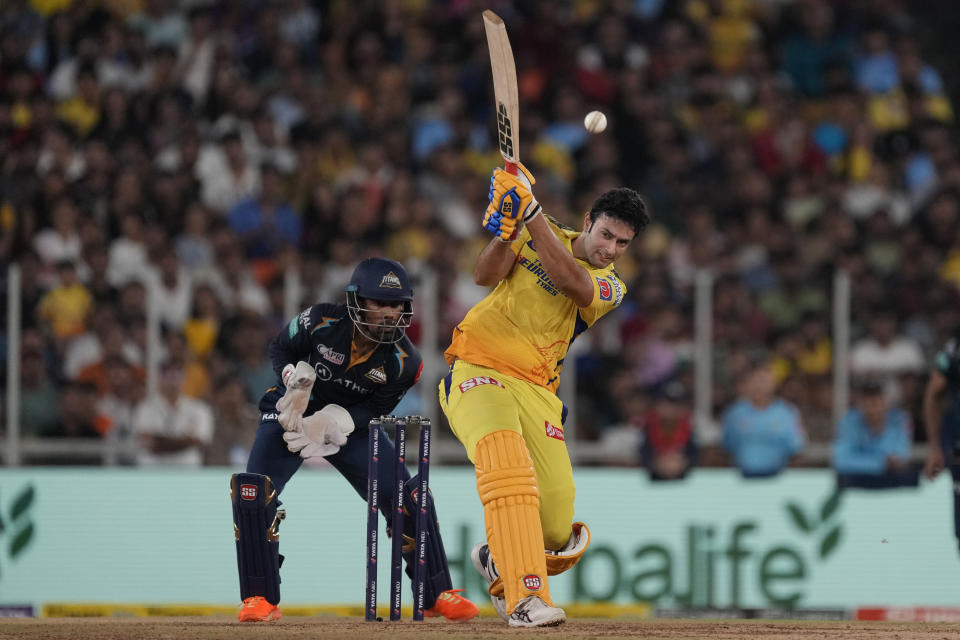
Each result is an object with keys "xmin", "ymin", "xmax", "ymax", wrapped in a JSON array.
[{"xmin": 244, "ymin": 395, "xmax": 451, "ymax": 606}]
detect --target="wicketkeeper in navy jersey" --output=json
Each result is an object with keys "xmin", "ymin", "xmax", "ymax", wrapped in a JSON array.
[
  {"xmin": 923, "ymin": 327, "xmax": 960, "ymax": 555},
  {"xmin": 230, "ymin": 257, "xmax": 477, "ymax": 622}
]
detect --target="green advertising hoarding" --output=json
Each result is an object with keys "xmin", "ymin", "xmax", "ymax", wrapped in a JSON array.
[{"xmin": 0, "ymin": 468, "xmax": 957, "ymax": 610}]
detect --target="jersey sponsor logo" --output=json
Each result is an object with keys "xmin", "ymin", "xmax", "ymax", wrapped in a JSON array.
[
  {"xmin": 597, "ymin": 277, "xmax": 612, "ymax": 300},
  {"xmin": 333, "ymin": 377, "xmax": 373, "ymax": 394},
  {"xmin": 545, "ymin": 421, "xmax": 564, "ymax": 441},
  {"xmin": 260, "ymin": 412, "xmax": 279, "ymax": 422},
  {"xmin": 522, "ymin": 574, "xmax": 543, "ymax": 590},
  {"xmin": 380, "ymin": 272, "xmax": 402, "ymax": 289},
  {"xmin": 314, "ymin": 362, "xmax": 332, "ymax": 381},
  {"xmin": 609, "ymin": 276, "xmax": 624, "ymax": 305},
  {"xmin": 517, "ymin": 255, "xmax": 559, "ymax": 296},
  {"xmin": 458, "ymin": 376, "xmax": 505, "ymax": 393},
  {"xmin": 317, "ymin": 344, "xmax": 345, "ymax": 365},
  {"xmin": 240, "ymin": 484, "xmax": 258, "ymax": 500},
  {"xmin": 298, "ymin": 308, "xmax": 311, "ymax": 329},
  {"xmin": 365, "ymin": 366, "xmax": 388, "ymax": 384}
]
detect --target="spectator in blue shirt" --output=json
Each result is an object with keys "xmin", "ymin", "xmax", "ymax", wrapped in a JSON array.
[
  {"xmin": 227, "ymin": 162, "xmax": 302, "ymax": 260},
  {"xmin": 722, "ymin": 361, "xmax": 805, "ymax": 477},
  {"xmin": 833, "ymin": 378, "xmax": 916, "ymax": 488}
]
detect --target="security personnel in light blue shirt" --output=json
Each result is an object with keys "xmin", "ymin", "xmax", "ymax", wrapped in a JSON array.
[
  {"xmin": 833, "ymin": 379, "xmax": 913, "ymax": 487},
  {"xmin": 721, "ymin": 362, "xmax": 805, "ymax": 477}
]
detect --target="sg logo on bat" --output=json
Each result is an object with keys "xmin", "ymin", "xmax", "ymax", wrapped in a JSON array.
[{"xmin": 497, "ymin": 103, "xmax": 514, "ymax": 157}]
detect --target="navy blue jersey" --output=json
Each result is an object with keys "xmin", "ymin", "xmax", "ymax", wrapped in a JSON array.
[
  {"xmin": 935, "ymin": 330, "xmax": 960, "ymax": 390},
  {"xmin": 934, "ymin": 329, "xmax": 960, "ymax": 454},
  {"xmin": 264, "ymin": 303, "xmax": 423, "ymax": 431}
]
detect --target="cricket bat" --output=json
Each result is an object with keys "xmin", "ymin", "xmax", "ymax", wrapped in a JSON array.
[{"xmin": 482, "ymin": 9, "xmax": 519, "ymax": 176}]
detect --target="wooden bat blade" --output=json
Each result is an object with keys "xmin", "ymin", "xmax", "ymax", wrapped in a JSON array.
[{"xmin": 482, "ymin": 9, "xmax": 519, "ymax": 173}]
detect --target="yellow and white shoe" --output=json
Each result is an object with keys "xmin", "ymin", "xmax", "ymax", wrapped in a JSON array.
[{"xmin": 507, "ymin": 595, "xmax": 565, "ymax": 628}]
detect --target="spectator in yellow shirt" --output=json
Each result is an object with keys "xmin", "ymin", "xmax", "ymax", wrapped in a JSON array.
[{"xmin": 37, "ymin": 260, "xmax": 93, "ymax": 340}]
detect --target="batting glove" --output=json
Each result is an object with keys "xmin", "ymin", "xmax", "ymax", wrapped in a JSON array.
[{"xmin": 482, "ymin": 163, "xmax": 541, "ymax": 241}]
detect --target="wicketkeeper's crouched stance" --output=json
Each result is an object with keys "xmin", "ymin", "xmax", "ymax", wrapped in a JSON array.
[
  {"xmin": 440, "ymin": 162, "xmax": 649, "ymax": 627},
  {"xmin": 230, "ymin": 258, "xmax": 477, "ymax": 622}
]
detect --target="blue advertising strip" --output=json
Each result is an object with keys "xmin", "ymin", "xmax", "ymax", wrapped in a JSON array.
[{"xmin": 1, "ymin": 468, "xmax": 958, "ymax": 610}]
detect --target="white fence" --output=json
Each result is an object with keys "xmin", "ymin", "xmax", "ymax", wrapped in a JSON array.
[{"xmin": 0, "ymin": 263, "xmax": 875, "ymax": 466}]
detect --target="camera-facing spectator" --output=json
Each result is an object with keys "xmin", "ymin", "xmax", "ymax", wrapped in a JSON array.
[
  {"xmin": 639, "ymin": 381, "xmax": 697, "ymax": 481},
  {"xmin": 132, "ymin": 357, "xmax": 213, "ymax": 466},
  {"xmin": 722, "ymin": 360, "xmax": 806, "ymax": 477},
  {"xmin": 833, "ymin": 378, "xmax": 917, "ymax": 488},
  {"xmin": 36, "ymin": 259, "xmax": 93, "ymax": 341}
]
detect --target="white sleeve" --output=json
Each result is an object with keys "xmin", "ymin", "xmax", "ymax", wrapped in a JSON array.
[
  {"xmin": 194, "ymin": 403, "xmax": 215, "ymax": 444},
  {"xmin": 132, "ymin": 400, "xmax": 162, "ymax": 435}
]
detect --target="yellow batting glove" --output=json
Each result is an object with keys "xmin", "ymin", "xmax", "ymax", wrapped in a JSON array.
[{"xmin": 482, "ymin": 163, "xmax": 541, "ymax": 241}]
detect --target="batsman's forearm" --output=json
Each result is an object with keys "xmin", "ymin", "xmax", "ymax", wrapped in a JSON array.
[
  {"xmin": 526, "ymin": 215, "xmax": 593, "ymax": 306},
  {"xmin": 922, "ymin": 390, "xmax": 943, "ymax": 447},
  {"xmin": 474, "ymin": 237, "xmax": 518, "ymax": 286}
]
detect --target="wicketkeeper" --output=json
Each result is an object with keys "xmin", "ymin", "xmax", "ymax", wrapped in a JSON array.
[
  {"xmin": 230, "ymin": 257, "xmax": 477, "ymax": 622},
  {"xmin": 439, "ymin": 164, "xmax": 650, "ymax": 627}
]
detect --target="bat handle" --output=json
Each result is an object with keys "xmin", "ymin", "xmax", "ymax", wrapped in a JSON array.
[{"xmin": 504, "ymin": 161, "xmax": 518, "ymax": 176}]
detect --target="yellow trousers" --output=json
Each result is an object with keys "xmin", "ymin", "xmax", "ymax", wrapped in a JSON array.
[{"xmin": 438, "ymin": 360, "xmax": 575, "ymax": 549}]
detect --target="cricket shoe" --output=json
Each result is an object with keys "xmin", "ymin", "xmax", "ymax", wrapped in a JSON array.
[
  {"xmin": 237, "ymin": 596, "xmax": 282, "ymax": 622},
  {"xmin": 507, "ymin": 595, "xmax": 566, "ymax": 628},
  {"xmin": 470, "ymin": 542, "xmax": 508, "ymax": 621},
  {"xmin": 424, "ymin": 588, "xmax": 479, "ymax": 622}
]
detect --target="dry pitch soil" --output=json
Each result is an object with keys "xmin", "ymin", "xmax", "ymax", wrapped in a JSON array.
[{"xmin": 2, "ymin": 617, "xmax": 960, "ymax": 640}]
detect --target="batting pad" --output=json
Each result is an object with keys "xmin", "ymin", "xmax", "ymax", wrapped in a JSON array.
[
  {"xmin": 475, "ymin": 430, "xmax": 552, "ymax": 613},
  {"xmin": 231, "ymin": 473, "xmax": 282, "ymax": 605}
]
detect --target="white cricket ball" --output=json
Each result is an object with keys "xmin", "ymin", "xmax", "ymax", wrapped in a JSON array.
[{"xmin": 584, "ymin": 110, "xmax": 607, "ymax": 133}]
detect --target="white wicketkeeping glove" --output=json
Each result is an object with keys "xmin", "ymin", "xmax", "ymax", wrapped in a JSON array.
[
  {"xmin": 276, "ymin": 361, "xmax": 316, "ymax": 432},
  {"xmin": 282, "ymin": 404, "xmax": 356, "ymax": 459}
]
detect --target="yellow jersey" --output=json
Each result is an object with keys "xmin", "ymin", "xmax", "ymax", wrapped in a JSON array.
[{"xmin": 445, "ymin": 217, "xmax": 626, "ymax": 393}]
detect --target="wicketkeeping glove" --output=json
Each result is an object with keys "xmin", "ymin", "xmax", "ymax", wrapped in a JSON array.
[
  {"xmin": 482, "ymin": 163, "xmax": 541, "ymax": 241},
  {"xmin": 282, "ymin": 403, "xmax": 356, "ymax": 459},
  {"xmin": 276, "ymin": 361, "xmax": 316, "ymax": 431}
]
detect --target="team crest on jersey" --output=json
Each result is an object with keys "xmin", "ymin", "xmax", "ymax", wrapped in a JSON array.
[
  {"xmin": 597, "ymin": 277, "xmax": 612, "ymax": 300},
  {"xmin": 545, "ymin": 421, "xmax": 564, "ymax": 441},
  {"xmin": 240, "ymin": 484, "xmax": 257, "ymax": 500},
  {"xmin": 458, "ymin": 376, "xmax": 505, "ymax": 393},
  {"xmin": 317, "ymin": 344, "xmax": 345, "ymax": 365},
  {"xmin": 365, "ymin": 366, "xmax": 387, "ymax": 384},
  {"xmin": 379, "ymin": 272, "xmax": 402, "ymax": 289},
  {"xmin": 522, "ymin": 574, "xmax": 543, "ymax": 590}
]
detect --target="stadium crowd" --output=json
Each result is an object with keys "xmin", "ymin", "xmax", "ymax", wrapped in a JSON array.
[{"xmin": 1, "ymin": 0, "xmax": 958, "ymax": 473}]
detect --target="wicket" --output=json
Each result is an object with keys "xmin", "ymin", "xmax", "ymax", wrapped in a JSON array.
[{"xmin": 365, "ymin": 415, "xmax": 432, "ymax": 622}]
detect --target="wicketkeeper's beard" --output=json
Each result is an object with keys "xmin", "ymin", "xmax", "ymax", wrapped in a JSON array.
[{"xmin": 354, "ymin": 313, "xmax": 409, "ymax": 344}]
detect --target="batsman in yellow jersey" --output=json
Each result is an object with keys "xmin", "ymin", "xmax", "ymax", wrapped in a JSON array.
[{"xmin": 438, "ymin": 163, "xmax": 650, "ymax": 627}]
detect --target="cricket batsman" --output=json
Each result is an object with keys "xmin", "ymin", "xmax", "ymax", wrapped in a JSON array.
[
  {"xmin": 438, "ymin": 164, "xmax": 650, "ymax": 626},
  {"xmin": 230, "ymin": 257, "xmax": 477, "ymax": 622}
]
